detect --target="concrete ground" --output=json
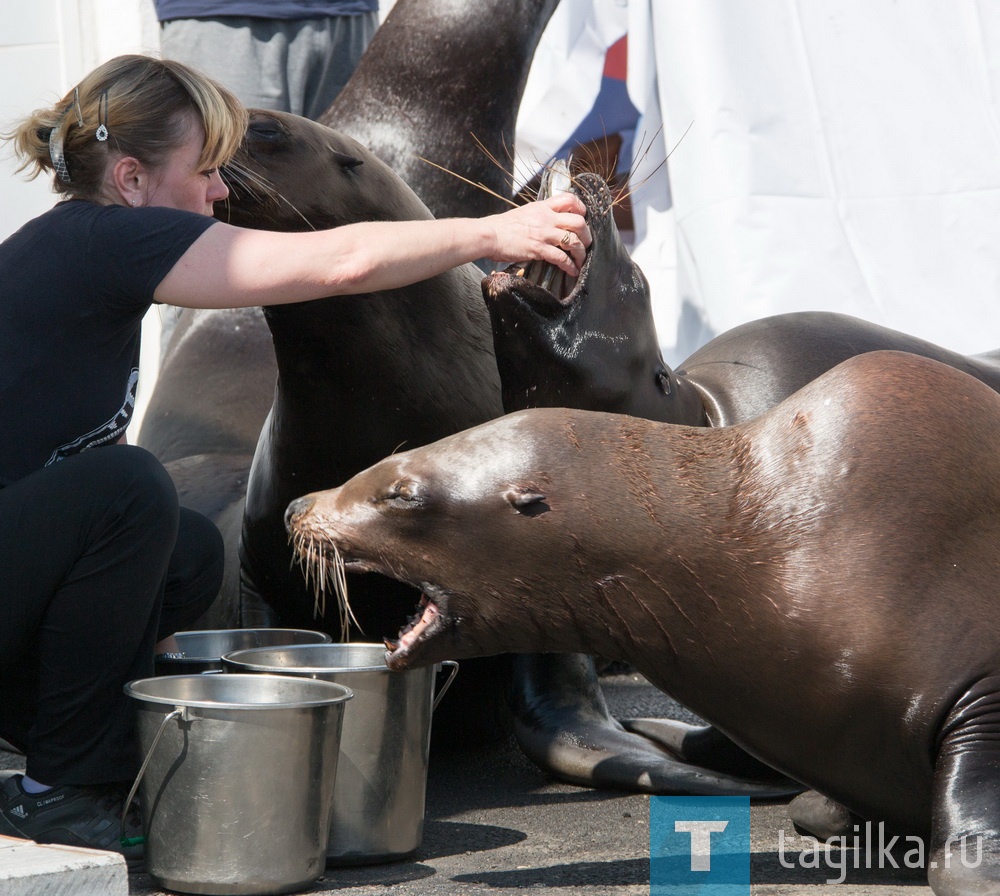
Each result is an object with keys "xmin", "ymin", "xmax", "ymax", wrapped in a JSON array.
[{"xmin": 1, "ymin": 672, "xmax": 931, "ymax": 895}]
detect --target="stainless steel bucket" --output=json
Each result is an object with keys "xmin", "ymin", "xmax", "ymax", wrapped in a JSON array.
[
  {"xmin": 155, "ymin": 629, "xmax": 332, "ymax": 675},
  {"xmin": 221, "ymin": 643, "xmax": 457, "ymax": 865},
  {"xmin": 124, "ymin": 674, "xmax": 352, "ymax": 895}
]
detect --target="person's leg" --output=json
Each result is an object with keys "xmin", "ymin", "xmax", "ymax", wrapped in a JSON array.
[
  {"xmin": 0, "ymin": 446, "xmax": 178, "ymax": 786},
  {"xmin": 157, "ymin": 506, "xmax": 224, "ymax": 643},
  {"xmin": 294, "ymin": 13, "xmax": 379, "ymax": 120},
  {"xmin": 159, "ymin": 17, "xmax": 294, "ymax": 112},
  {"xmin": 158, "ymin": 14, "xmax": 378, "ymax": 120}
]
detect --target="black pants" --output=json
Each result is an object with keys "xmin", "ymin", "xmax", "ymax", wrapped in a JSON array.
[{"xmin": 0, "ymin": 446, "xmax": 223, "ymax": 786}]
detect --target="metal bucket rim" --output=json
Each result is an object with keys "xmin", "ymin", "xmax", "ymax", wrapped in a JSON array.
[
  {"xmin": 124, "ymin": 673, "xmax": 354, "ymax": 710},
  {"xmin": 158, "ymin": 628, "xmax": 332, "ymax": 662},
  {"xmin": 222, "ymin": 642, "xmax": 399, "ymax": 676}
]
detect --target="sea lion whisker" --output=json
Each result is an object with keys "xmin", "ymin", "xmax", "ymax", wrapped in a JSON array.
[
  {"xmin": 332, "ymin": 546, "xmax": 362, "ymax": 640},
  {"xmin": 613, "ymin": 122, "xmax": 690, "ymax": 208},
  {"xmin": 470, "ymin": 132, "xmax": 548, "ymax": 204},
  {"xmin": 415, "ymin": 155, "xmax": 519, "ymax": 209},
  {"xmin": 470, "ymin": 132, "xmax": 521, "ymax": 193},
  {"xmin": 221, "ymin": 162, "xmax": 274, "ymax": 204},
  {"xmin": 223, "ymin": 161, "xmax": 319, "ymax": 232},
  {"xmin": 286, "ymin": 529, "xmax": 362, "ymax": 639}
]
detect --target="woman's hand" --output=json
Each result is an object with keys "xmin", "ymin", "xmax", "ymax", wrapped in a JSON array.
[{"xmin": 485, "ymin": 193, "xmax": 591, "ymax": 276}]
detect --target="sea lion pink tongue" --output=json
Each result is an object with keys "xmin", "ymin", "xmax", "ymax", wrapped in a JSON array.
[{"xmin": 286, "ymin": 350, "xmax": 1000, "ymax": 896}]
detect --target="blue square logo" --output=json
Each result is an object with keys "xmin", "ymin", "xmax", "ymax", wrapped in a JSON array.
[{"xmin": 650, "ymin": 796, "xmax": 750, "ymax": 895}]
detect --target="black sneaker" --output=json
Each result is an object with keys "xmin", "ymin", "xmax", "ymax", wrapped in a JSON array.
[{"xmin": 0, "ymin": 774, "xmax": 144, "ymax": 869}]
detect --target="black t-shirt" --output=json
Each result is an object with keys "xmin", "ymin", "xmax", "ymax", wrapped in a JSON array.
[{"xmin": 0, "ymin": 200, "xmax": 216, "ymax": 487}]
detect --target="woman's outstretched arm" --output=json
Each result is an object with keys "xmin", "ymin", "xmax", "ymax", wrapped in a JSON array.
[{"xmin": 156, "ymin": 193, "xmax": 590, "ymax": 309}]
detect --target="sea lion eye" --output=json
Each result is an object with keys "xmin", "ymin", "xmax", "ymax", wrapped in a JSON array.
[
  {"xmin": 247, "ymin": 117, "xmax": 288, "ymax": 143},
  {"xmin": 383, "ymin": 480, "xmax": 422, "ymax": 504}
]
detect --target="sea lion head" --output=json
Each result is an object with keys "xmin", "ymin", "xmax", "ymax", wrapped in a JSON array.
[
  {"xmin": 216, "ymin": 109, "xmax": 433, "ymax": 232},
  {"xmin": 482, "ymin": 167, "xmax": 682, "ymax": 419},
  {"xmin": 283, "ymin": 408, "xmax": 635, "ymax": 669}
]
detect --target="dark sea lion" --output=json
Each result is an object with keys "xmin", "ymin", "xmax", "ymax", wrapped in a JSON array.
[
  {"xmin": 485, "ymin": 167, "xmax": 705, "ymax": 423},
  {"xmin": 140, "ymin": 306, "xmax": 271, "ymax": 626},
  {"xmin": 222, "ymin": 111, "xmax": 508, "ymax": 736},
  {"xmin": 286, "ymin": 350, "xmax": 1000, "ymax": 896},
  {"xmin": 678, "ymin": 313, "xmax": 1000, "ymax": 425}
]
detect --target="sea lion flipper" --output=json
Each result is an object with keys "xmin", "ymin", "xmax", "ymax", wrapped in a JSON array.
[
  {"xmin": 621, "ymin": 718, "xmax": 796, "ymax": 785},
  {"xmin": 785, "ymin": 790, "xmax": 858, "ymax": 840},
  {"xmin": 927, "ymin": 700, "xmax": 1000, "ymax": 894},
  {"xmin": 510, "ymin": 653, "xmax": 801, "ymax": 798}
]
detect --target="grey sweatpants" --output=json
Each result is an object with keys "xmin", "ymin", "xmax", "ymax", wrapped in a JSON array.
[{"xmin": 159, "ymin": 12, "xmax": 378, "ymax": 121}]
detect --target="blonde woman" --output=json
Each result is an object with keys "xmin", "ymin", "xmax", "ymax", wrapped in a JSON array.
[{"xmin": 0, "ymin": 53, "xmax": 589, "ymax": 865}]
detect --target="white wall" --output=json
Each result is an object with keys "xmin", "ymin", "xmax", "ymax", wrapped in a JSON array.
[
  {"xmin": 2, "ymin": 3, "xmax": 169, "ymax": 432},
  {"xmin": 0, "ymin": 1, "xmax": 160, "ymax": 241}
]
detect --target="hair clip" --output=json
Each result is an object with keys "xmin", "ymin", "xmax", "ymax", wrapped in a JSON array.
[
  {"xmin": 48, "ymin": 126, "xmax": 71, "ymax": 183},
  {"xmin": 48, "ymin": 87, "xmax": 88, "ymax": 184},
  {"xmin": 96, "ymin": 89, "xmax": 109, "ymax": 142},
  {"xmin": 72, "ymin": 87, "xmax": 84, "ymax": 127}
]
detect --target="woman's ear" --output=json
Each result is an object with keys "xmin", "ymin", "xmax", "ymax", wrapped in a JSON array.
[{"xmin": 110, "ymin": 155, "xmax": 145, "ymax": 207}]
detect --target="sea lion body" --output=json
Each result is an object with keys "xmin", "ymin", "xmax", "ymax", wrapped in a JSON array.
[
  {"xmin": 287, "ymin": 350, "xmax": 1000, "ymax": 895},
  {"xmin": 231, "ymin": 112, "xmax": 501, "ymax": 649},
  {"xmin": 322, "ymin": 0, "xmax": 560, "ymax": 221},
  {"xmin": 680, "ymin": 312, "xmax": 1000, "ymax": 425}
]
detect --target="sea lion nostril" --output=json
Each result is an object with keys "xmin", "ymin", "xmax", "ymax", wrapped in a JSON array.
[{"xmin": 284, "ymin": 496, "xmax": 314, "ymax": 533}]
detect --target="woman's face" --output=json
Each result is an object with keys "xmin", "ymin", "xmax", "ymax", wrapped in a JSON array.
[{"xmin": 143, "ymin": 121, "xmax": 229, "ymax": 215}]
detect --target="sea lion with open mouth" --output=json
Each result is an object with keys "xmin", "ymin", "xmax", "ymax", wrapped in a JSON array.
[{"xmin": 286, "ymin": 350, "xmax": 1000, "ymax": 896}]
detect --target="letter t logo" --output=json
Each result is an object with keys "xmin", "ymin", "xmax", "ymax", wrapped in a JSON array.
[
  {"xmin": 674, "ymin": 820, "xmax": 730, "ymax": 871},
  {"xmin": 650, "ymin": 796, "xmax": 749, "ymax": 893}
]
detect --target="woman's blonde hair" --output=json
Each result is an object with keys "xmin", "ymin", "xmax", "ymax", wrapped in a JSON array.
[{"xmin": 4, "ymin": 54, "xmax": 248, "ymax": 200}]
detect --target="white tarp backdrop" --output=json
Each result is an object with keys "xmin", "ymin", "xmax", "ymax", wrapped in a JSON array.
[{"xmin": 518, "ymin": 0, "xmax": 1000, "ymax": 364}]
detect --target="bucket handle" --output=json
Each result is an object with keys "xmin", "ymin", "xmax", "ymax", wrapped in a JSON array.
[
  {"xmin": 120, "ymin": 707, "xmax": 184, "ymax": 848},
  {"xmin": 432, "ymin": 661, "xmax": 459, "ymax": 711}
]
